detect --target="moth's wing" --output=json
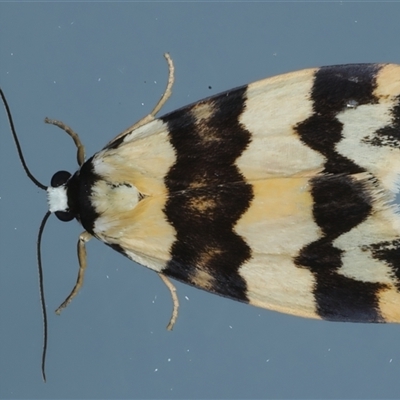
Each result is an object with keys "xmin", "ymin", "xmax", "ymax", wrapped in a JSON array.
[
  {"xmin": 103, "ymin": 65, "xmax": 322, "ymax": 174},
  {"xmin": 102, "ymin": 63, "xmax": 400, "ymax": 190},
  {"xmin": 93, "ymin": 174, "xmax": 400, "ymax": 323},
  {"xmin": 92, "ymin": 63, "xmax": 400, "ymax": 323}
]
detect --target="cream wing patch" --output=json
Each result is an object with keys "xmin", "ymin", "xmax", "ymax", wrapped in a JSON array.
[{"xmin": 238, "ymin": 69, "xmax": 325, "ymax": 178}]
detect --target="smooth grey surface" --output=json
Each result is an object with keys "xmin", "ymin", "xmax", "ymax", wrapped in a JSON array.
[{"xmin": 1, "ymin": 3, "xmax": 400, "ymax": 399}]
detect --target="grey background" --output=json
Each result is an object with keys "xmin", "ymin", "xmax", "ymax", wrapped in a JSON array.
[{"xmin": 1, "ymin": 3, "xmax": 400, "ymax": 399}]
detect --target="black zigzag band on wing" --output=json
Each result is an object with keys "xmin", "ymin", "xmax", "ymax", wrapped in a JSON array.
[{"xmin": 162, "ymin": 87, "xmax": 253, "ymax": 302}]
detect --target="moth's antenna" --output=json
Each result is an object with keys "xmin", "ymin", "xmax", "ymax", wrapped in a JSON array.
[
  {"xmin": 37, "ymin": 211, "xmax": 51, "ymax": 382},
  {"xmin": 0, "ymin": 88, "xmax": 47, "ymax": 190},
  {"xmin": 1, "ymin": 88, "xmax": 49, "ymax": 381}
]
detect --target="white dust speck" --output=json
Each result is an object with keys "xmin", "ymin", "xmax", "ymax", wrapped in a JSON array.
[
  {"xmin": 346, "ymin": 99, "xmax": 358, "ymax": 108},
  {"xmin": 185, "ymin": 296, "xmax": 189, "ymax": 301},
  {"xmin": 154, "ymin": 368, "xmax": 158, "ymax": 372}
]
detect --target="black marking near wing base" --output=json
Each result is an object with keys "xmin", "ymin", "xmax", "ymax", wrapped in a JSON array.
[
  {"xmin": 66, "ymin": 156, "xmax": 101, "ymax": 235},
  {"xmin": 162, "ymin": 87, "xmax": 253, "ymax": 302},
  {"xmin": 106, "ymin": 242, "xmax": 128, "ymax": 257},
  {"xmin": 295, "ymin": 64, "xmax": 391, "ymax": 322}
]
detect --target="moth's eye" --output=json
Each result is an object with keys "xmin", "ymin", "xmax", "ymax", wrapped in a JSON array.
[
  {"xmin": 55, "ymin": 210, "xmax": 74, "ymax": 222},
  {"xmin": 51, "ymin": 170, "xmax": 71, "ymax": 187}
]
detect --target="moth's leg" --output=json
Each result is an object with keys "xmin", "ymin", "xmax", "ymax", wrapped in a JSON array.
[
  {"xmin": 44, "ymin": 117, "xmax": 85, "ymax": 166},
  {"xmin": 110, "ymin": 53, "xmax": 175, "ymax": 144},
  {"xmin": 148, "ymin": 53, "xmax": 175, "ymax": 118},
  {"xmin": 55, "ymin": 231, "xmax": 92, "ymax": 314},
  {"xmin": 158, "ymin": 273, "xmax": 179, "ymax": 331}
]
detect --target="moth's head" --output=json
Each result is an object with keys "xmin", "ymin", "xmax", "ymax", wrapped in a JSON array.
[{"xmin": 47, "ymin": 170, "xmax": 76, "ymax": 222}]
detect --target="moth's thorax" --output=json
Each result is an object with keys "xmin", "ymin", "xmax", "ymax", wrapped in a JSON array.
[
  {"xmin": 90, "ymin": 179, "xmax": 142, "ymax": 215},
  {"xmin": 71, "ymin": 157, "xmax": 143, "ymax": 235}
]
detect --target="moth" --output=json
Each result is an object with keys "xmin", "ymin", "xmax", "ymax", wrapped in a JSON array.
[{"xmin": 2, "ymin": 55, "xmax": 400, "ymax": 380}]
